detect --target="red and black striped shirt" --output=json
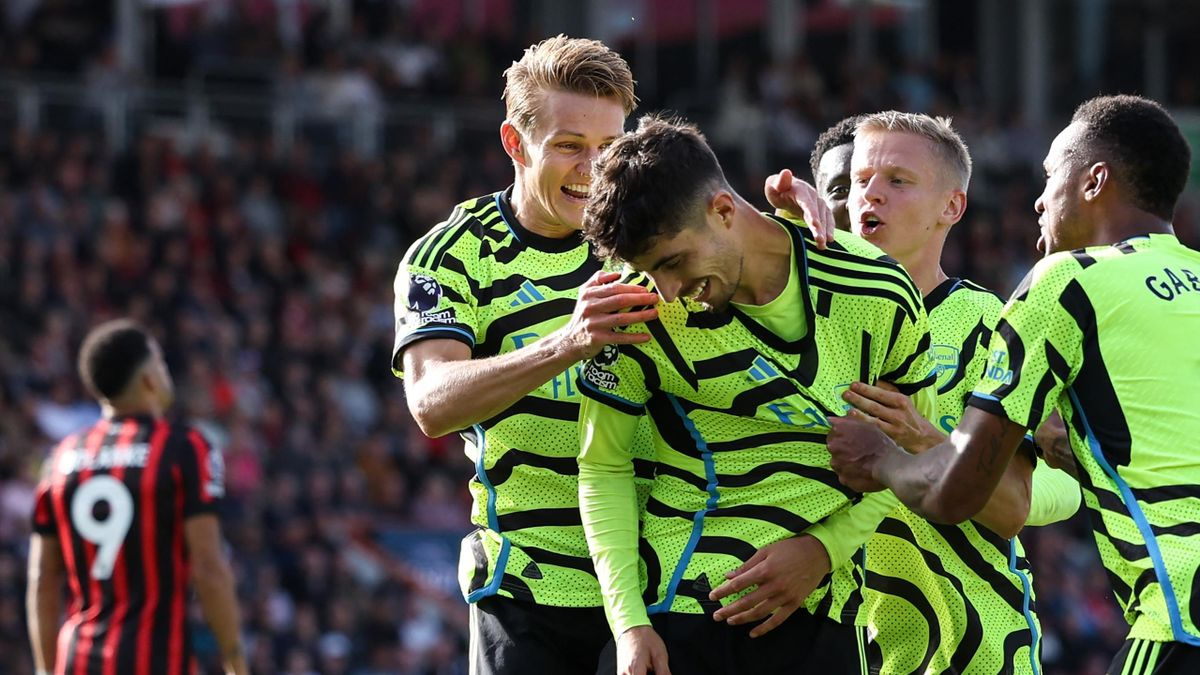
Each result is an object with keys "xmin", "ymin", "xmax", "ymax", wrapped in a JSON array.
[{"xmin": 32, "ymin": 415, "xmax": 225, "ymax": 675}]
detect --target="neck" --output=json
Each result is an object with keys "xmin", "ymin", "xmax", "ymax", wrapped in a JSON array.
[
  {"xmin": 102, "ymin": 399, "xmax": 162, "ymax": 420},
  {"xmin": 733, "ymin": 204, "xmax": 794, "ymax": 305},
  {"xmin": 896, "ymin": 231, "xmax": 950, "ymax": 296},
  {"xmin": 1088, "ymin": 204, "xmax": 1175, "ymax": 247},
  {"xmin": 510, "ymin": 176, "xmax": 576, "ymax": 239}
]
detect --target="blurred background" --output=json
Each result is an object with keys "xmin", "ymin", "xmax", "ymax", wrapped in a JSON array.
[{"xmin": 0, "ymin": 1, "xmax": 1197, "ymax": 673}]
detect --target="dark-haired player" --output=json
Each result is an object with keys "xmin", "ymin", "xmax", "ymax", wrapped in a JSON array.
[
  {"xmin": 828, "ymin": 94, "xmax": 1200, "ymax": 675},
  {"xmin": 808, "ymin": 115, "xmax": 862, "ymax": 232},
  {"xmin": 577, "ymin": 114, "xmax": 936, "ymax": 675},
  {"xmin": 27, "ymin": 320, "xmax": 246, "ymax": 675}
]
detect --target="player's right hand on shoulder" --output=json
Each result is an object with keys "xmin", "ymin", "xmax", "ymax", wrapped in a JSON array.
[
  {"xmin": 618, "ymin": 625, "xmax": 672, "ymax": 675},
  {"xmin": 559, "ymin": 270, "xmax": 659, "ymax": 360}
]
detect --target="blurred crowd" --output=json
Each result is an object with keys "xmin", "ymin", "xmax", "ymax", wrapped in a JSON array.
[{"xmin": 2, "ymin": 1, "xmax": 1199, "ymax": 674}]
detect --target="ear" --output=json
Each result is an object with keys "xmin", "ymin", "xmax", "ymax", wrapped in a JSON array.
[
  {"xmin": 138, "ymin": 368, "xmax": 159, "ymax": 397},
  {"xmin": 941, "ymin": 188, "xmax": 968, "ymax": 227},
  {"xmin": 500, "ymin": 121, "xmax": 527, "ymax": 167},
  {"xmin": 1083, "ymin": 162, "xmax": 1109, "ymax": 203},
  {"xmin": 711, "ymin": 190, "xmax": 735, "ymax": 228}
]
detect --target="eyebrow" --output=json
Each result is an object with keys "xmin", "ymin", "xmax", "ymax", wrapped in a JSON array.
[{"xmin": 549, "ymin": 130, "xmax": 621, "ymax": 142}]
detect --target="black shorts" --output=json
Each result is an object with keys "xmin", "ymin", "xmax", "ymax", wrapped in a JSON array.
[
  {"xmin": 646, "ymin": 610, "xmax": 868, "ymax": 675},
  {"xmin": 1107, "ymin": 638, "xmax": 1200, "ymax": 675},
  {"xmin": 469, "ymin": 596, "xmax": 613, "ymax": 675}
]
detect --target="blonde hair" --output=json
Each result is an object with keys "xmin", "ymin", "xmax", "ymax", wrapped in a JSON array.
[
  {"xmin": 856, "ymin": 111, "xmax": 973, "ymax": 190},
  {"xmin": 502, "ymin": 35, "xmax": 637, "ymax": 136}
]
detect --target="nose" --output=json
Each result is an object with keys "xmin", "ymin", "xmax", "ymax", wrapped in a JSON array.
[
  {"xmin": 650, "ymin": 274, "xmax": 681, "ymax": 303},
  {"xmin": 862, "ymin": 175, "xmax": 885, "ymax": 205},
  {"xmin": 1034, "ymin": 194, "xmax": 1045, "ymax": 215},
  {"xmin": 577, "ymin": 147, "xmax": 602, "ymax": 175}
]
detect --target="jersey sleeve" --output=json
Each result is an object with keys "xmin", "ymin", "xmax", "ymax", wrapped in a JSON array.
[
  {"xmin": 32, "ymin": 479, "xmax": 58, "ymax": 536},
  {"xmin": 577, "ymin": 343, "xmax": 653, "ymax": 415},
  {"xmin": 578, "ymin": 395, "xmax": 650, "ymax": 635},
  {"xmin": 968, "ymin": 254, "xmax": 1085, "ymax": 432},
  {"xmin": 881, "ymin": 301, "xmax": 936, "ymax": 397},
  {"xmin": 178, "ymin": 428, "xmax": 225, "ymax": 518},
  {"xmin": 1025, "ymin": 462, "xmax": 1082, "ymax": 527},
  {"xmin": 806, "ymin": 491, "xmax": 901, "ymax": 568},
  {"xmin": 391, "ymin": 239, "xmax": 481, "ymax": 377}
]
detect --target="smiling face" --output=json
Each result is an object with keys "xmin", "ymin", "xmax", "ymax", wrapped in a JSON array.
[
  {"xmin": 627, "ymin": 192, "xmax": 744, "ymax": 312},
  {"xmin": 849, "ymin": 130, "xmax": 963, "ymax": 266},
  {"xmin": 815, "ymin": 143, "xmax": 854, "ymax": 232},
  {"xmin": 1034, "ymin": 122, "xmax": 1093, "ymax": 255},
  {"xmin": 504, "ymin": 89, "xmax": 626, "ymax": 235}
]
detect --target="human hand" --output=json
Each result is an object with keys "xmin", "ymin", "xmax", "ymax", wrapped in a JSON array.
[
  {"xmin": 842, "ymin": 381, "xmax": 943, "ymax": 453},
  {"xmin": 557, "ymin": 271, "xmax": 659, "ymax": 360},
  {"xmin": 827, "ymin": 415, "xmax": 900, "ymax": 492},
  {"xmin": 764, "ymin": 169, "xmax": 834, "ymax": 250},
  {"xmin": 709, "ymin": 535, "xmax": 831, "ymax": 638},
  {"xmin": 1034, "ymin": 411, "xmax": 1077, "ymax": 478},
  {"xmin": 617, "ymin": 625, "xmax": 672, "ymax": 675}
]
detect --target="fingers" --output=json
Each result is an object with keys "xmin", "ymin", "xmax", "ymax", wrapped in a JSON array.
[
  {"xmin": 585, "ymin": 291, "xmax": 661, "ymax": 314},
  {"xmin": 723, "ymin": 593, "xmax": 781, "ymax": 626},
  {"xmin": 841, "ymin": 388, "xmax": 895, "ymax": 421},
  {"xmin": 749, "ymin": 603, "xmax": 798, "ymax": 638},
  {"xmin": 712, "ymin": 587, "xmax": 766, "ymax": 623},
  {"xmin": 586, "ymin": 270, "xmax": 624, "ymax": 287},
  {"xmin": 649, "ymin": 648, "xmax": 672, "ymax": 675},
  {"xmin": 582, "ymin": 282, "xmax": 658, "ymax": 300},
  {"xmin": 593, "ymin": 307, "xmax": 660, "ymax": 330}
]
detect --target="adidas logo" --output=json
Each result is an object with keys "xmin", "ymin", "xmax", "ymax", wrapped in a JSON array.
[
  {"xmin": 747, "ymin": 355, "xmax": 779, "ymax": 381},
  {"xmin": 510, "ymin": 280, "xmax": 547, "ymax": 307}
]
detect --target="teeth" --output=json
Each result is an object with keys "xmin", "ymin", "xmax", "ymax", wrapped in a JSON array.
[{"xmin": 564, "ymin": 183, "xmax": 590, "ymax": 196}]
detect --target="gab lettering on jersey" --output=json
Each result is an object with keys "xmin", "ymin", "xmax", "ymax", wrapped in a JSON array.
[
  {"xmin": 1144, "ymin": 267, "xmax": 1200, "ymax": 301},
  {"xmin": 983, "ymin": 349, "xmax": 1014, "ymax": 386}
]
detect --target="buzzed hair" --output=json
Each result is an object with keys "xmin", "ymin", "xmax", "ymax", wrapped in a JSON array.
[
  {"xmin": 502, "ymin": 35, "xmax": 638, "ymax": 136},
  {"xmin": 1070, "ymin": 94, "xmax": 1191, "ymax": 221},
  {"xmin": 77, "ymin": 319, "xmax": 154, "ymax": 400},
  {"xmin": 856, "ymin": 111, "xmax": 973, "ymax": 191},
  {"xmin": 810, "ymin": 115, "xmax": 862, "ymax": 184}
]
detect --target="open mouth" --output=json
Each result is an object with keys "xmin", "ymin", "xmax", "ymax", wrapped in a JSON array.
[
  {"xmin": 562, "ymin": 183, "xmax": 590, "ymax": 201},
  {"xmin": 860, "ymin": 213, "xmax": 884, "ymax": 236},
  {"xmin": 687, "ymin": 277, "xmax": 711, "ymax": 303}
]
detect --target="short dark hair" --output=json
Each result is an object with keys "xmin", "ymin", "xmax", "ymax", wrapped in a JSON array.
[
  {"xmin": 583, "ymin": 114, "xmax": 727, "ymax": 262},
  {"xmin": 1070, "ymin": 94, "xmax": 1192, "ymax": 220},
  {"xmin": 809, "ymin": 115, "xmax": 862, "ymax": 182},
  {"xmin": 78, "ymin": 320, "xmax": 154, "ymax": 400}
]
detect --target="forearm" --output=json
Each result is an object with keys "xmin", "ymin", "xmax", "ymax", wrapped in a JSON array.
[
  {"xmin": 970, "ymin": 455, "xmax": 1032, "ymax": 538},
  {"xmin": 407, "ymin": 334, "xmax": 579, "ymax": 437},
  {"xmin": 192, "ymin": 559, "xmax": 247, "ymax": 674},
  {"xmin": 578, "ymin": 403, "xmax": 650, "ymax": 635},
  {"xmin": 580, "ymin": 464, "xmax": 648, "ymax": 635},
  {"xmin": 876, "ymin": 415, "xmax": 1026, "ymax": 524},
  {"xmin": 1026, "ymin": 461, "xmax": 1081, "ymax": 526},
  {"xmin": 26, "ymin": 579, "xmax": 61, "ymax": 674},
  {"xmin": 806, "ymin": 492, "xmax": 899, "ymax": 568}
]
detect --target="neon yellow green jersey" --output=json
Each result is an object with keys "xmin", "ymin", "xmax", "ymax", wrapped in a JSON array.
[
  {"xmin": 971, "ymin": 234, "xmax": 1200, "ymax": 645},
  {"xmin": 392, "ymin": 187, "xmax": 652, "ymax": 607},
  {"xmin": 578, "ymin": 218, "xmax": 936, "ymax": 631}
]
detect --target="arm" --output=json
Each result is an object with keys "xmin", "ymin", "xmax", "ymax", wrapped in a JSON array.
[
  {"xmin": 185, "ymin": 516, "xmax": 248, "ymax": 675},
  {"xmin": 763, "ymin": 169, "xmax": 835, "ymax": 249},
  {"xmin": 578, "ymin": 398, "xmax": 671, "ymax": 675},
  {"xmin": 1025, "ymin": 460, "xmax": 1081, "ymax": 526},
  {"xmin": 828, "ymin": 406, "xmax": 1029, "ymax": 524},
  {"xmin": 842, "ymin": 381, "xmax": 1031, "ymax": 538},
  {"xmin": 26, "ymin": 533, "xmax": 65, "ymax": 675},
  {"xmin": 403, "ymin": 271, "xmax": 658, "ymax": 437},
  {"xmin": 578, "ymin": 398, "xmax": 650, "ymax": 635}
]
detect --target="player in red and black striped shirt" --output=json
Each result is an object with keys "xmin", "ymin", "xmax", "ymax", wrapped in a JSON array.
[{"xmin": 26, "ymin": 320, "xmax": 247, "ymax": 675}]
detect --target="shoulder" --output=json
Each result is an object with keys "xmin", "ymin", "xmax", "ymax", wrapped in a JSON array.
[
  {"xmin": 948, "ymin": 278, "xmax": 1004, "ymax": 315},
  {"xmin": 809, "ymin": 232, "xmax": 924, "ymax": 319},
  {"xmin": 1010, "ymin": 250, "xmax": 1095, "ymax": 303},
  {"xmin": 400, "ymin": 192, "xmax": 508, "ymax": 271}
]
